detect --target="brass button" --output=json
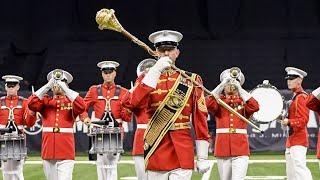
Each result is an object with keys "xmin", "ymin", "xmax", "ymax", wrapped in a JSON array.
[
  {"xmin": 57, "ymin": 100, "xmax": 60, "ymax": 103},
  {"xmin": 55, "ymin": 123, "xmax": 58, "ymax": 126},
  {"xmin": 56, "ymin": 114, "xmax": 59, "ymax": 116},
  {"xmin": 230, "ymin": 124, "xmax": 233, "ymax": 127},
  {"xmin": 107, "ymin": 96, "xmax": 110, "ymax": 98},
  {"xmin": 107, "ymin": 90, "xmax": 110, "ymax": 93}
]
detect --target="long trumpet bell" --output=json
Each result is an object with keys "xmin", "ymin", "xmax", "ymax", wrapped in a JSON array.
[
  {"xmin": 95, "ymin": 8, "xmax": 263, "ymax": 134},
  {"xmin": 52, "ymin": 69, "xmax": 64, "ymax": 81},
  {"xmin": 230, "ymin": 67, "xmax": 241, "ymax": 79}
]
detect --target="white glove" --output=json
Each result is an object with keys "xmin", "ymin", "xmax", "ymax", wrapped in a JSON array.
[
  {"xmin": 196, "ymin": 159, "xmax": 210, "ymax": 174},
  {"xmin": 34, "ymin": 78, "xmax": 55, "ymax": 99},
  {"xmin": 142, "ymin": 56, "xmax": 172, "ymax": 88},
  {"xmin": 233, "ymin": 80, "xmax": 252, "ymax": 102},
  {"xmin": 56, "ymin": 81, "xmax": 79, "ymax": 102},
  {"xmin": 211, "ymin": 78, "xmax": 230, "ymax": 99},
  {"xmin": 312, "ymin": 86, "xmax": 320, "ymax": 100},
  {"xmin": 195, "ymin": 140, "xmax": 210, "ymax": 173}
]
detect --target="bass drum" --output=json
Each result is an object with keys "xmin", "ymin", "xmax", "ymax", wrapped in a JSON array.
[{"xmin": 250, "ymin": 80, "xmax": 284, "ymax": 124}]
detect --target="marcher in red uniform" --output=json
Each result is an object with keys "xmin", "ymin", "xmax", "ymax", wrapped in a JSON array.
[
  {"xmin": 124, "ymin": 30, "xmax": 210, "ymax": 179},
  {"xmin": 0, "ymin": 75, "xmax": 36, "ymax": 180},
  {"xmin": 281, "ymin": 67, "xmax": 312, "ymax": 180},
  {"xmin": 79, "ymin": 61, "xmax": 132, "ymax": 180},
  {"xmin": 306, "ymin": 86, "xmax": 320, "ymax": 170},
  {"xmin": 28, "ymin": 69, "xmax": 86, "ymax": 180},
  {"xmin": 123, "ymin": 58, "xmax": 156, "ymax": 180},
  {"xmin": 206, "ymin": 68, "xmax": 259, "ymax": 180}
]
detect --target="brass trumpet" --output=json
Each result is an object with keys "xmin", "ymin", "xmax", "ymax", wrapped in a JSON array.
[
  {"xmin": 95, "ymin": 9, "xmax": 263, "ymax": 133},
  {"xmin": 230, "ymin": 67, "xmax": 241, "ymax": 79},
  {"xmin": 52, "ymin": 69, "xmax": 64, "ymax": 81}
]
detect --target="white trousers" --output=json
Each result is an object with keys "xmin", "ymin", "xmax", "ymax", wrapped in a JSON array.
[
  {"xmin": 216, "ymin": 156, "xmax": 249, "ymax": 180},
  {"xmin": 285, "ymin": 146, "xmax": 313, "ymax": 180},
  {"xmin": 133, "ymin": 156, "xmax": 147, "ymax": 180},
  {"xmin": 147, "ymin": 168, "xmax": 192, "ymax": 180},
  {"xmin": 1, "ymin": 160, "xmax": 24, "ymax": 180},
  {"xmin": 43, "ymin": 160, "xmax": 75, "ymax": 180},
  {"xmin": 96, "ymin": 153, "xmax": 120, "ymax": 180}
]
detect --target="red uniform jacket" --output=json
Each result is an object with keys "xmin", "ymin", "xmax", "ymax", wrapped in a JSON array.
[
  {"xmin": 0, "ymin": 95, "xmax": 36, "ymax": 129},
  {"xmin": 206, "ymin": 95, "xmax": 259, "ymax": 157},
  {"xmin": 80, "ymin": 83, "xmax": 132, "ymax": 123},
  {"xmin": 306, "ymin": 94, "xmax": 320, "ymax": 158},
  {"xmin": 122, "ymin": 77, "xmax": 149, "ymax": 156},
  {"xmin": 131, "ymin": 108, "xmax": 149, "ymax": 156},
  {"xmin": 286, "ymin": 87, "xmax": 309, "ymax": 148},
  {"xmin": 124, "ymin": 70, "xmax": 210, "ymax": 171},
  {"xmin": 28, "ymin": 94, "xmax": 86, "ymax": 160}
]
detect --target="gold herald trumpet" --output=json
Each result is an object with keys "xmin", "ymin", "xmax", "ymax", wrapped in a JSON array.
[{"xmin": 95, "ymin": 8, "xmax": 263, "ymax": 133}]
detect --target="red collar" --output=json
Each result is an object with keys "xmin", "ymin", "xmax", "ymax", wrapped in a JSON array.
[
  {"xmin": 6, "ymin": 95, "xmax": 18, "ymax": 100},
  {"xmin": 102, "ymin": 83, "xmax": 116, "ymax": 89}
]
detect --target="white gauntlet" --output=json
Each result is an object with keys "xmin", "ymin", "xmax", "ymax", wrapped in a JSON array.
[
  {"xmin": 211, "ymin": 78, "xmax": 230, "ymax": 99},
  {"xmin": 195, "ymin": 140, "xmax": 210, "ymax": 173},
  {"xmin": 239, "ymin": 88, "xmax": 252, "ymax": 102},
  {"xmin": 34, "ymin": 78, "xmax": 54, "ymax": 99},
  {"xmin": 142, "ymin": 56, "xmax": 171, "ymax": 88},
  {"xmin": 312, "ymin": 87, "xmax": 320, "ymax": 100},
  {"xmin": 57, "ymin": 81, "xmax": 79, "ymax": 102}
]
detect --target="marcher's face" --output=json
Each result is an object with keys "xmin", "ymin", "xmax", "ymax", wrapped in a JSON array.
[
  {"xmin": 287, "ymin": 77, "xmax": 302, "ymax": 90},
  {"xmin": 224, "ymin": 84, "xmax": 238, "ymax": 95},
  {"xmin": 102, "ymin": 70, "xmax": 116, "ymax": 84},
  {"xmin": 157, "ymin": 47, "xmax": 180, "ymax": 63},
  {"xmin": 5, "ymin": 84, "xmax": 20, "ymax": 96},
  {"xmin": 52, "ymin": 82, "xmax": 66, "ymax": 95}
]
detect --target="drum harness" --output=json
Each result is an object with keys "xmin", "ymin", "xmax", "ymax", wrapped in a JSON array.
[
  {"xmin": 0, "ymin": 96, "xmax": 24, "ymax": 134},
  {"xmin": 96, "ymin": 84, "xmax": 122, "ymax": 128}
]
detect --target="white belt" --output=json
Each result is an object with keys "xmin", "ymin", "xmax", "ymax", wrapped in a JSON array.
[
  {"xmin": 216, "ymin": 128, "xmax": 247, "ymax": 134},
  {"xmin": 137, "ymin": 124, "xmax": 148, "ymax": 129},
  {"xmin": 42, "ymin": 127, "xmax": 74, "ymax": 133}
]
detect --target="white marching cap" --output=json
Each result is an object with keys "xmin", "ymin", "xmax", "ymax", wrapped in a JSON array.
[
  {"xmin": 285, "ymin": 67, "xmax": 307, "ymax": 78},
  {"xmin": 220, "ymin": 68, "xmax": 245, "ymax": 85},
  {"xmin": 149, "ymin": 30, "xmax": 183, "ymax": 47},
  {"xmin": 2, "ymin": 75, "xmax": 23, "ymax": 83},
  {"xmin": 47, "ymin": 69, "xmax": 73, "ymax": 84},
  {"xmin": 97, "ymin": 61, "xmax": 120, "ymax": 70},
  {"xmin": 136, "ymin": 58, "xmax": 157, "ymax": 77}
]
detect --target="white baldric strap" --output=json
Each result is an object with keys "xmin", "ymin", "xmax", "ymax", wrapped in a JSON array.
[
  {"xmin": 216, "ymin": 128, "xmax": 247, "ymax": 134},
  {"xmin": 42, "ymin": 127, "xmax": 74, "ymax": 133},
  {"xmin": 137, "ymin": 124, "xmax": 148, "ymax": 129}
]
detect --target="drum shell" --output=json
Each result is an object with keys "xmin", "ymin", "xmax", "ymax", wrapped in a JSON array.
[
  {"xmin": 0, "ymin": 134, "xmax": 27, "ymax": 161},
  {"xmin": 88, "ymin": 127, "xmax": 124, "ymax": 154}
]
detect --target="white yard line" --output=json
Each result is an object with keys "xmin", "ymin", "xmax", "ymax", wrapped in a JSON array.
[{"xmin": 23, "ymin": 159, "xmax": 319, "ymax": 164}]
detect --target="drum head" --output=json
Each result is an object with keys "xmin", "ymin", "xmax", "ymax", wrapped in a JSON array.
[{"xmin": 251, "ymin": 87, "xmax": 283, "ymax": 123}]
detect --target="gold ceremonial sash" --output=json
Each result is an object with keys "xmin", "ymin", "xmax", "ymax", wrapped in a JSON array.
[{"xmin": 143, "ymin": 72, "xmax": 196, "ymax": 168}]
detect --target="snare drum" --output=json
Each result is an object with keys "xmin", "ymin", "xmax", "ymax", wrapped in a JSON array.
[
  {"xmin": 250, "ymin": 80, "xmax": 284, "ymax": 123},
  {"xmin": 88, "ymin": 126, "xmax": 124, "ymax": 154},
  {"xmin": 0, "ymin": 133, "xmax": 27, "ymax": 161}
]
